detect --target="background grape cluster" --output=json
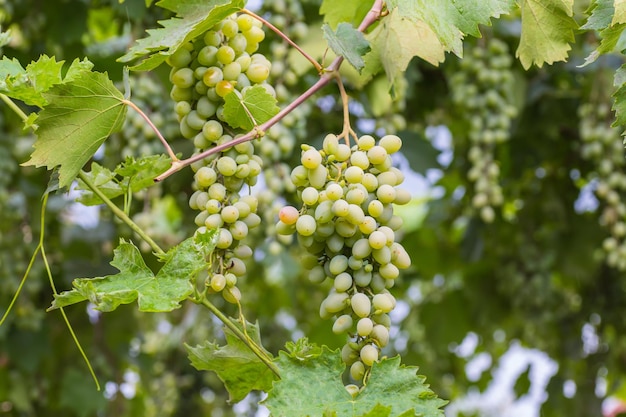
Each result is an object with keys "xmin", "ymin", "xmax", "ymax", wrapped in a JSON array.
[{"xmin": 448, "ymin": 39, "xmax": 518, "ymax": 223}]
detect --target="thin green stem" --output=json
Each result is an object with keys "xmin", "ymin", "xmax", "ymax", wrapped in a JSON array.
[
  {"xmin": 1, "ymin": 93, "xmax": 30, "ymax": 122},
  {"xmin": 0, "ymin": 237, "xmax": 41, "ymax": 327},
  {"xmin": 38, "ymin": 194, "xmax": 100, "ymax": 390},
  {"xmin": 77, "ymin": 171, "xmax": 165, "ymax": 257},
  {"xmin": 198, "ymin": 298, "xmax": 280, "ymax": 378}
]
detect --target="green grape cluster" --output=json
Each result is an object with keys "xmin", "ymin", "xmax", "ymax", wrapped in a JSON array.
[
  {"xmin": 276, "ymin": 134, "xmax": 411, "ymax": 384},
  {"xmin": 449, "ymin": 39, "xmax": 517, "ymax": 223},
  {"xmin": 110, "ymin": 74, "xmax": 179, "ymax": 160},
  {"xmin": 578, "ymin": 102, "xmax": 626, "ymax": 270},
  {"xmin": 167, "ymin": 13, "xmax": 272, "ymax": 303}
]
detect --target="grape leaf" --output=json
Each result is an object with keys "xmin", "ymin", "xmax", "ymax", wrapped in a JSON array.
[
  {"xmin": 0, "ymin": 56, "xmax": 93, "ymax": 107},
  {"xmin": 613, "ymin": 64, "xmax": 626, "ymax": 129},
  {"xmin": 76, "ymin": 162, "xmax": 123, "ymax": 205},
  {"xmin": 582, "ymin": 0, "xmax": 614, "ymax": 30},
  {"xmin": 388, "ymin": 0, "xmax": 515, "ymax": 57},
  {"xmin": 320, "ymin": 0, "xmax": 374, "ymax": 29},
  {"xmin": 223, "ymin": 85, "xmax": 279, "ymax": 131},
  {"xmin": 264, "ymin": 341, "xmax": 446, "ymax": 417},
  {"xmin": 186, "ymin": 320, "xmax": 277, "ymax": 402},
  {"xmin": 118, "ymin": 0, "xmax": 244, "ymax": 70},
  {"xmin": 116, "ymin": 155, "xmax": 172, "ymax": 192},
  {"xmin": 614, "ymin": 0, "xmax": 626, "ymax": 24},
  {"xmin": 22, "ymin": 71, "xmax": 127, "ymax": 188},
  {"xmin": 1, "ymin": 56, "xmax": 63, "ymax": 107},
  {"xmin": 516, "ymin": 0, "xmax": 577, "ymax": 69},
  {"xmin": 49, "ymin": 230, "xmax": 218, "ymax": 312},
  {"xmin": 323, "ymin": 23, "xmax": 370, "ymax": 73},
  {"xmin": 580, "ymin": 1, "xmax": 626, "ymax": 66},
  {"xmin": 77, "ymin": 156, "xmax": 171, "ymax": 205},
  {"xmin": 364, "ymin": 8, "xmax": 444, "ymax": 96}
]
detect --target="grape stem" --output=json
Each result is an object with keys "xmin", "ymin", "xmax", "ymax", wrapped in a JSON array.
[
  {"xmin": 196, "ymin": 297, "xmax": 281, "ymax": 378},
  {"xmin": 122, "ymin": 98, "xmax": 180, "ymax": 162},
  {"xmin": 78, "ymin": 170, "xmax": 166, "ymax": 257},
  {"xmin": 334, "ymin": 73, "xmax": 358, "ymax": 146},
  {"xmin": 155, "ymin": 0, "xmax": 385, "ymax": 182},
  {"xmin": 241, "ymin": 8, "xmax": 324, "ymax": 74}
]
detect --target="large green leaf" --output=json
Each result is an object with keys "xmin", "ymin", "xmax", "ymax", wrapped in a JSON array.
[
  {"xmin": 516, "ymin": 0, "xmax": 577, "ymax": 69},
  {"xmin": 50, "ymin": 230, "xmax": 218, "ymax": 312},
  {"xmin": 264, "ymin": 340, "xmax": 446, "ymax": 417},
  {"xmin": 118, "ymin": 0, "xmax": 245, "ymax": 70},
  {"xmin": 23, "ymin": 71, "xmax": 126, "ymax": 188},
  {"xmin": 186, "ymin": 320, "xmax": 277, "ymax": 402}
]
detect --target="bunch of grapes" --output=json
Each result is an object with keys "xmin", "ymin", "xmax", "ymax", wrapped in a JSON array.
[
  {"xmin": 578, "ymin": 102, "xmax": 626, "ymax": 270},
  {"xmin": 167, "ymin": 13, "xmax": 272, "ymax": 303},
  {"xmin": 448, "ymin": 38, "xmax": 517, "ymax": 223},
  {"xmin": 109, "ymin": 74, "xmax": 179, "ymax": 160},
  {"xmin": 276, "ymin": 134, "xmax": 411, "ymax": 386}
]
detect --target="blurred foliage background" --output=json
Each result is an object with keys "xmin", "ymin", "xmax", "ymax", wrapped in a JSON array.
[{"xmin": 1, "ymin": 0, "xmax": 625, "ymax": 416}]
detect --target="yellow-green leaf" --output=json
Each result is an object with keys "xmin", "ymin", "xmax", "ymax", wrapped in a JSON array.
[{"xmin": 516, "ymin": 0, "xmax": 578, "ymax": 69}]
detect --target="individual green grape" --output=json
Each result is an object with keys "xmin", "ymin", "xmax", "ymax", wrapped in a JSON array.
[
  {"xmin": 351, "ymin": 293, "xmax": 372, "ymax": 318},
  {"xmin": 359, "ymin": 344, "xmax": 379, "ymax": 367},
  {"xmin": 356, "ymin": 318, "xmax": 374, "ymax": 337},
  {"xmin": 350, "ymin": 361, "xmax": 366, "ymax": 381},
  {"xmin": 332, "ymin": 315, "xmax": 354, "ymax": 334}
]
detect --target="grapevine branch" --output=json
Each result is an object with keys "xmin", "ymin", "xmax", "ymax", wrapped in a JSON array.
[{"xmin": 155, "ymin": 0, "xmax": 385, "ymax": 182}]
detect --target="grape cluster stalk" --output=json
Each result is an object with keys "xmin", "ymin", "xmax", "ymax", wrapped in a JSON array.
[
  {"xmin": 449, "ymin": 38, "xmax": 517, "ymax": 223},
  {"xmin": 167, "ymin": 13, "xmax": 273, "ymax": 304},
  {"xmin": 277, "ymin": 134, "xmax": 411, "ymax": 386}
]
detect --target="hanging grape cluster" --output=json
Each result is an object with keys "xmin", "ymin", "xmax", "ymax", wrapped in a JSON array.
[
  {"xmin": 277, "ymin": 134, "xmax": 411, "ymax": 385},
  {"xmin": 167, "ymin": 13, "xmax": 272, "ymax": 304},
  {"xmin": 578, "ymin": 102, "xmax": 626, "ymax": 270},
  {"xmin": 449, "ymin": 39, "xmax": 517, "ymax": 223}
]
